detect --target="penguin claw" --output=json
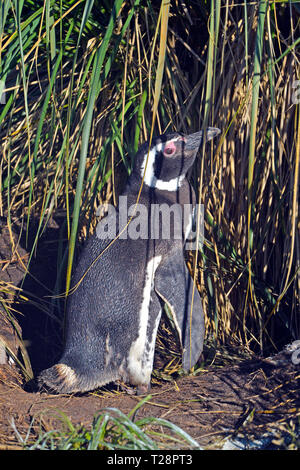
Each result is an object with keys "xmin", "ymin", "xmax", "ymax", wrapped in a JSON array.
[
  {"xmin": 115, "ymin": 381, "xmax": 150, "ymax": 395},
  {"xmin": 116, "ymin": 381, "xmax": 136, "ymax": 395},
  {"xmin": 136, "ymin": 383, "xmax": 151, "ymax": 396}
]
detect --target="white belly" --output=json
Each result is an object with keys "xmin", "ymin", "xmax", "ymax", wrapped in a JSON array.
[{"xmin": 127, "ymin": 255, "xmax": 162, "ymax": 385}]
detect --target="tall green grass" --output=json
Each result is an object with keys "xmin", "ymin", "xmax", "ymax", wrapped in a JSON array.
[{"xmin": 0, "ymin": 0, "xmax": 299, "ymax": 376}]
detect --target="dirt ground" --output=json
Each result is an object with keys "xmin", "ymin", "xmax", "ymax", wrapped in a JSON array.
[
  {"xmin": 0, "ymin": 349, "xmax": 299, "ymax": 449},
  {"xmin": 0, "ymin": 219, "xmax": 299, "ymax": 450}
]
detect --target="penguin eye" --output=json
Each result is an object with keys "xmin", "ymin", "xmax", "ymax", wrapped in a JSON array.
[{"xmin": 163, "ymin": 142, "xmax": 176, "ymax": 157}]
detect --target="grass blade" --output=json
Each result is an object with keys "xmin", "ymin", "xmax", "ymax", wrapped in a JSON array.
[
  {"xmin": 65, "ymin": 0, "xmax": 125, "ymax": 296},
  {"xmin": 246, "ymin": 0, "xmax": 267, "ymax": 326}
]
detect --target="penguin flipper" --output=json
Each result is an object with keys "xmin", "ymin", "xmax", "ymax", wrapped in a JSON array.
[{"xmin": 154, "ymin": 248, "xmax": 204, "ymax": 371}]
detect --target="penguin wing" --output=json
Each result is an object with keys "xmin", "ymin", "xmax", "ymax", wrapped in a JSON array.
[{"xmin": 154, "ymin": 248, "xmax": 204, "ymax": 371}]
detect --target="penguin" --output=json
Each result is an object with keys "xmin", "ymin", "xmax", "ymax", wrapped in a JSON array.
[{"xmin": 38, "ymin": 127, "xmax": 220, "ymax": 394}]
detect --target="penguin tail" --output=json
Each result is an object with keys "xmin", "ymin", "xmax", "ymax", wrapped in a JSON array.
[{"xmin": 38, "ymin": 363, "xmax": 80, "ymax": 394}]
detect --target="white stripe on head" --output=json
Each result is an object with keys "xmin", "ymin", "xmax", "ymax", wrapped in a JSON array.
[{"xmin": 140, "ymin": 142, "xmax": 185, "ymax": 191}]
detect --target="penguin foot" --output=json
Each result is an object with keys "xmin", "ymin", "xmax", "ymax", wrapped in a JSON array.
[
  {"xmin": 136, "ymin": 383, "xmax": 151, "ymax": 396},
  {"xmin": 116, "ymin": 381, "xmax": 137, "ymax": 395},
  {"xmin": 115, "ymin": 381, "xmax": 150, "ymax": 395},
  {"xmin": 38, "ymin": 363, "xmax": 78, "ymax": 394}
]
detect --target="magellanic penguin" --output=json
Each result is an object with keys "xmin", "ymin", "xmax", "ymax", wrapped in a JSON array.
[{"xmin": 39, "ymin": 127, "xmax": 220, "ymax": 394}]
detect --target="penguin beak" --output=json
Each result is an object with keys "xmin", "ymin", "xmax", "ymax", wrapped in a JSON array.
[{"xmin": 184, "ymin": 127, "xmax": 220, "ymax": 152}]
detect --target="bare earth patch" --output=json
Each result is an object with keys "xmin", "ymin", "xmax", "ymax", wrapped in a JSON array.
[{"xmin": 0, "ymin": 349, "xmax": 299, "ymax": 449}]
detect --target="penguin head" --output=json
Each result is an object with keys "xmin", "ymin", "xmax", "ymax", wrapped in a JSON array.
[{"xmin": 133, "ymin": 128, "xmax": 220, "ymax": 191}]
